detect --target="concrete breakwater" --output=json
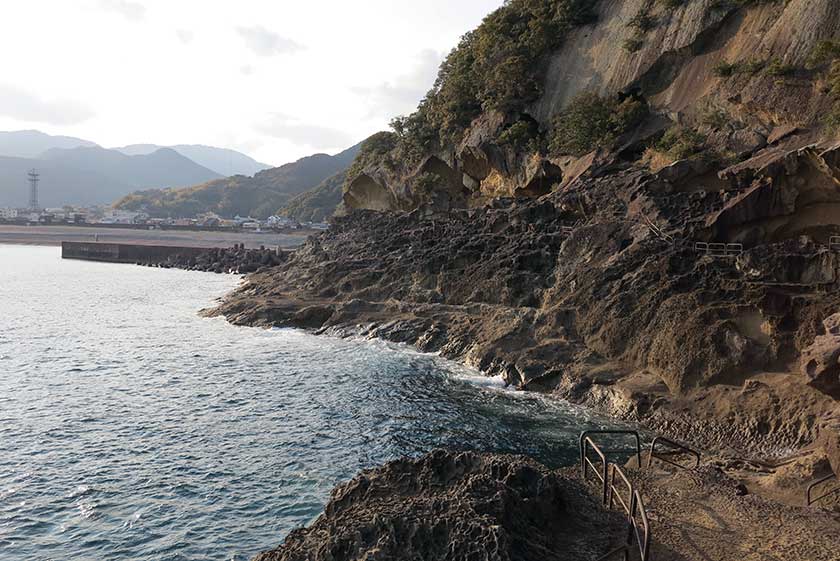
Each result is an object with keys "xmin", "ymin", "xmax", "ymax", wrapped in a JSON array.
[{"xmin": 62, "ymin": 241, "xmax": 287, "ymax": 273}]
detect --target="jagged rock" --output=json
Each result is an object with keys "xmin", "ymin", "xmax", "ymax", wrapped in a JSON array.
[
  {"xmin": 139, "ymin": 245, "xmax": 288, "ymax": 274},
  {"xmin": 251, "ymin": 450, "xmax": 623, "ymax": 561},
  {"xmin": 801, "ymin": 313, "xmax": 840, "ymax": 395},
  {"xmin": 737, "ymin": 240, "xmax": 837, "ymax": 285}
]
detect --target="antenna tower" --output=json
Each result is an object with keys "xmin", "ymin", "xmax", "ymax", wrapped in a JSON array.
[{"xmin": 28, "ymin": 169, "xmax": 40, "ymax": 211}]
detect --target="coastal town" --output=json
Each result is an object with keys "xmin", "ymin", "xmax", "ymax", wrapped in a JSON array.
[{"xmin": 0, "ymin": 204, "xmax": 328, "ymax": 232}]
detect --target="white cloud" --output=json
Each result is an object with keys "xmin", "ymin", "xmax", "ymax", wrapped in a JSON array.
[
  {"xmin": 255, "ymin": 114, "xmax": 354, "ymax": 149},
  {"xmin": 353, "ymin": 49, "xmax": 443, "ymax": 120},
  {"xmin": 175, "ymin": 29, "xmax": 194, "ymax": 44},
  {"xmin": 0, "ymin": 0, "xmax": 504, "ymax": 164},
  {"xmin": 0, "ymin": 85, "xmax": 95, "ymax": 126},
  {"xmin": 237, "ymin": 26, "xmax": 303, "ymax": 57},
  {"xmin": 99, "ymin": 0, "xmax": 146, "ymax": 21}
]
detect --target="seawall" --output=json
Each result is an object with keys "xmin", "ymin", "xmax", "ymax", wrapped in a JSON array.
[{"xmin": 61, "ymin": 241, "xmax": 209, "ymax": 264}]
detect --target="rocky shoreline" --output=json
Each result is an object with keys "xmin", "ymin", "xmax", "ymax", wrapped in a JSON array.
[
  {"xmin": 249, "ymin": 450, "xmax": 840, "ymax": 561},
  {"xmin": 210, "ymin": 143, "xmax": 840, "ymax": 505}
]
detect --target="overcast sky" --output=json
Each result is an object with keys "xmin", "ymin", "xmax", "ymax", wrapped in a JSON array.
[{"xmin": 0, "ymin": 0, "xmax": 503, "ymax": 166}]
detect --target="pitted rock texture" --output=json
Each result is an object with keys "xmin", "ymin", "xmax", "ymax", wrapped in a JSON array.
[
  {"xmin": 251, "ymin": 451, "xmax": 625, "ymax": 561},
  {"xmin": 215, "ymin": 142, "xmax": 840, "ymax": 478}
]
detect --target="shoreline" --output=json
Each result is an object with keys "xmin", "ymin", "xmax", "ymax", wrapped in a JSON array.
[
  {"xmin": 207, "ymin": 205, "xmax": 840, "ymax": 511},
  {"xmin": 0, "ymin": 224, "xmax": 313, "ymax": 249}
]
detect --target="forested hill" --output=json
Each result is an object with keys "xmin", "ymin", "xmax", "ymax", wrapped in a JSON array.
[{"xmin": 115, "ymin": 143, "xmax": 360, "ymax": 219}]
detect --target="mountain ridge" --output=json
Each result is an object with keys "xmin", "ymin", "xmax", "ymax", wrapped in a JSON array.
[
  {"xmin": 114, "ymin": 143, "xmax": 272, "ymax": 177},
  {"xmin": 115, "ymin": 143, "xmax": 361, "ymax": 219}
]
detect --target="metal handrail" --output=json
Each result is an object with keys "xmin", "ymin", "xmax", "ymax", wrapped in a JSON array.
[
  {"xmin": 807, "ymin": 473, "xmax": 839, "ymax": 506},
  {"xmin": 631, "ymin": 490, "xmax": 651, "ymax": 561},
  {"xmin": 694, "ymin": 241, "xmax": 743, "ymax": 257},
  {"xmin": 583, "ymin": 437, "xmax": 609, "ymax": 504},
  {"xmin": 609, "ymin": 464, "xmax": 635, "ymax": 517},
  {"xmin": 579, "ymin": 430, "xmax": 643, "ymax": 470},
  {"xmin": 647, "ymin": 436, "xmax": 701, "ymax": 471},
  {"xmin": 579, "ymin": 431, "xmax": 652, "ymax": 561}
]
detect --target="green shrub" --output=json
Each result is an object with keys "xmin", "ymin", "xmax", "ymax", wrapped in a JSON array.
[
  {"xmin": 390, "ymin": 0, "xmax": 598, "ymax": 152},
  {"xmin": 346, "ymin": 131, "xmax": 398, "ymax": 181},
  {"xmin": 628, "ymin": 9, "xmax": 657, "ymax": 32},
  {"xmin": 700, "ymin": 106, "xmax": 730, "ymax": 130},
  {"xmin": 714, "ymin": 58, "xmax": 766, "ymax": 77},
  {"xmin": 497, "ymin": 120, "xmax": 544, "ymax": 152},
  {"xmin": 764, "ymin": 58, "xmax": 795, "ymax": 77},
  {"xmin": 738, "ymin": 59, "xmax": 765, "ymax": 74},
  {"xmin": 808, "ymin": 40, "xmax": 840, "ymax": 69},
  {"xmin": 713, "ymin": 61, "xmax": 737, "ymax": 77},
  {"xmin": 656, "ymin": 127, "xmax": 707, "ymax": 160},
  {"xmin": 549, "ymin": 92, "xmax": 648, "ymax": 156},
  {"xmin": 825, "ymin": 102, "xmax": 840, "ymax": 133},
  {"xmin": 623, "ymin": 37, "xmax": 644, "ymax": 53}
]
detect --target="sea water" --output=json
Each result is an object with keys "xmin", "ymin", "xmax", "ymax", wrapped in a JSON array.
[{"xmin": 0, "ymin": 245, "xmax": 623, "ymax": 560}]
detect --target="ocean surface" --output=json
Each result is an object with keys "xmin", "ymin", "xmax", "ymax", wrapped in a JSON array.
[{"xmin": 0, "ymin": 245, "xmax": 626, "ymax": 561}]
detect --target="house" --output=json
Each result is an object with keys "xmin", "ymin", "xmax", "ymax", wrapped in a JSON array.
[
  {"xmin": 0, "ymin": 208, "xmax": 19, "ymax": 220},
  {"xmin": 197, "ymin": 212, "xmax": 222, "ymax": 227},
  {"xmin": 100, "ymin": 210, "xmax": 143, "ymax": 224},
  {"xmin": 267, "ymin": 215, "xmax": 296, "ymax": 228}
]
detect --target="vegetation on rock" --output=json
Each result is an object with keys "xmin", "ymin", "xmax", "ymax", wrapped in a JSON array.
[
  {"xmin": 345, "ymin": 0, "xmax": 598, "ymax": 183},
  {"xmin": 655, "ymin": 126, "xmax": 707, "ymax": 160},
  {"xmin": 548, "ymin": 92, "xmax": 648, "ymax": 157},
  {"xmin": 277, "ymin": 171, "xmax": 346, "ymax": 223}
]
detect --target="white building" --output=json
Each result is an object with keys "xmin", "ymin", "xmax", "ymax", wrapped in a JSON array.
[
  {"xmin": 0, "ymin": 208, "xmax": 19, "ymax": 220},
  {"xmin": 267, "ymin": 215, "xmax": 296, "ymax": 228},
  {"xmin": 99, "ymin": 210, "xmax": 147, "ymax": 224}
]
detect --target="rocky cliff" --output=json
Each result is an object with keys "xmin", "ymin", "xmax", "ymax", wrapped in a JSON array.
[
  {"xmin": 216, "ymin": 0, "xmax": 840, "ymax": 495},
  {"xmin": 345, "ymin": 0, "xmax": 840, "ymax": 212}
]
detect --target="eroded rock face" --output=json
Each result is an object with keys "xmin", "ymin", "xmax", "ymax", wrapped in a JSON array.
[
  {"xmin": 346, "ymin": 0, "xmax": 840, "ymax": 217},
  {"xmin": 251, "ymin": 451, "xmax": 622, "ymax": 561},
  {"xmin": 819, "ymin": 417, "xmax": 840, "ymax": 476},
  {"xmin": 215, "ymin": 146, "xmax": 840, "ymax": 458},
  {"xmin": 801, "ymin": 313, "xmax": 840, "ymax": 395}
]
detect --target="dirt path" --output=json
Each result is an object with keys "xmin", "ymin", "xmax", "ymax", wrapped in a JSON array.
[{"xmin": 565, "ymin": 463, "xmax": 840, "ymax": 561}]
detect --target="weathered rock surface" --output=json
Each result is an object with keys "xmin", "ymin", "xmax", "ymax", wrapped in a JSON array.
[
  {"xmin": 251, "ymin": 450, "xmax": 625, "ymax": 561},
  {"xmin": 214, "ymin": 143, "xmax": 840, "ymax": 476},
  {"xmin": 800, "ymin": 313, "xmax": 840, "ymax": 395},
  {"xmin": 211, "ymin": 0, "xmax": 840, "ymax": 506},
  {"xmin": 344, "ymin": 0, "xmax": 840, "ymax": 215}
]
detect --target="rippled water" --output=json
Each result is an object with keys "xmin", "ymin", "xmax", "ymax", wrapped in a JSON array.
[{"xmin": 0, "ymin": 245, "xmax": 625, "ymax": 561}]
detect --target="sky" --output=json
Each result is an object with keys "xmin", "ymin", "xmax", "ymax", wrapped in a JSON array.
[{"xmin": 0, "ymin": 0, "xmax": 504, "ymax": 166}]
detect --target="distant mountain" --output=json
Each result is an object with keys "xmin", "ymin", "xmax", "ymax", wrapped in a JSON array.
[
  {"xmin": 0, "ymin": 145, "xmax": 223, "ymax": 208},
  {"xmin": 0, "ymin": 155, "xmax": 131, "ymax": 208},
  {"xmin": 278, "ymin": 171, "xmax": 346, "ymax": 223},
  {"xmin": 41, "ymin": 146, "xmax": 222, "ymax": 191},
  {"xmin": 0, "ymin": 130, "xmax": 97, "ymax": 159},
  {"xmin": 115, "ymin": 144, "xmax": 271, "ymax": 177},
  {"xmin": 115, "ymin": 143, "xmax": 361, "ymax": 219}
]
